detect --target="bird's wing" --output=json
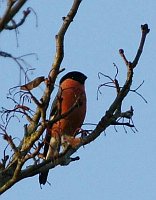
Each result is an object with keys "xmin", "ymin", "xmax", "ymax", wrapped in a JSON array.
[{"xmin": 43, "ymin": 88, "xmax": 61, "ymax": 157}]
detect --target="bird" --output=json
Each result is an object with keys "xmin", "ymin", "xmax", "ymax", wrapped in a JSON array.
[{"xmin": 39, "ymin": 71, "xmax": 87, "ymax": 185}]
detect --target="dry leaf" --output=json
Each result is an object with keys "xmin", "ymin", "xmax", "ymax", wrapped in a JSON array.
[{"xmin": 21, "ymin": 76, "xmax": 45, "ymax": 91}]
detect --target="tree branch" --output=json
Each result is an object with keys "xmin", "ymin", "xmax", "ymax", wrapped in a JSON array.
[
  {"xmin": 0, "ymin": 0, "xmax": 28, "ymax": 32},
  {"xmin": 4, "ymin": 7, "xmax": 31, "ymax": 30}
]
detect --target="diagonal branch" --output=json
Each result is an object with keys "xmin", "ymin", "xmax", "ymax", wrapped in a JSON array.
[{"xmin": 132, "ymin": 24, "xmax": 150, "ymax": 68}]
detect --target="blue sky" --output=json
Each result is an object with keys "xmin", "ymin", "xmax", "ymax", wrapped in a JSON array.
[{"xmin": 0, "ymin": 1, "xmax": 156, "ymax": 199}]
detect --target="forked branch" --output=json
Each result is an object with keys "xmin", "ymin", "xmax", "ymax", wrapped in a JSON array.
[{"xmin": 0, "ymin": 0, "xmax": 28, "ymax": 32}]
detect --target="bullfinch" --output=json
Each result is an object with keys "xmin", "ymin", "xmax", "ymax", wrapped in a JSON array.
[{"xmin": 39, "ymin": 71, "xmax": 87, "ymax": 185}]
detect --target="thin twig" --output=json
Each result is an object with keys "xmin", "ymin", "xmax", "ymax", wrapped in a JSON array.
[
  {"xmin": 5, "ymin": 7, "xmax": 31, "ymax": 30},
  {"xmin": 0, "ymin": 0, "xmax": 28, "ymax": 32}
]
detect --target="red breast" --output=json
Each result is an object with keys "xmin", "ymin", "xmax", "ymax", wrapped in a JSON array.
[{"xmin": 50, "ymin": 78, "xmax": 86, "ymax": 137}]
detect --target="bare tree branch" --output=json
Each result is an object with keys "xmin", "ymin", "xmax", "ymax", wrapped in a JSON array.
[
  {"xmin": 0, "ymin": 0, "xmax": 28, "ymax": 32},
  {"xmin": 4, "ymin": 7, "xmax": 30, "ymax": 30}
]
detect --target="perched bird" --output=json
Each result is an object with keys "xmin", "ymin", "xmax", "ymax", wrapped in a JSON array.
[{"xmin": 39, "ymin": 71, "xmax": 87, "ymax": 185}]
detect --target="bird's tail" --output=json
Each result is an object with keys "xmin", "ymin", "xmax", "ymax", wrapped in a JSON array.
[
  {"xmin": 39, "ymin": 170, "xmax": 49, "ymax": 185},
  {"xmin": 39, "ymin": 136, "xmax": 60, "ymax": 186}
]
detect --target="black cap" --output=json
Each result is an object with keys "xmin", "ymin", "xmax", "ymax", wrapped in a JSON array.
[{"xmin": 60, "ymin": 71, "xmax": 87, "ymax": 85}]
